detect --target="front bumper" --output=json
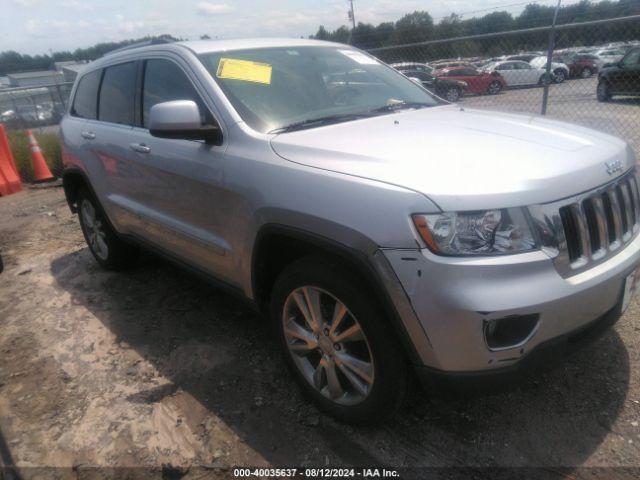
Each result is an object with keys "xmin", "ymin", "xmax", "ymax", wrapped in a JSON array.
[{"xmin": 382, "ymin": 232, "xmax": 640, "ymax": 373}]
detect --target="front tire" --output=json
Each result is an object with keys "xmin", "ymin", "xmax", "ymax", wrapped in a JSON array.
[
  {"xmin": 487, "ymin": 81, "xmax": 502, "ymax": 95},
  {"xmin": 270, "ymin": 256, "xmax": 408, "ymax": 425},
  {"xmin": 553, "ymin": 69, "xmax": 567, "ymax": 83},
  {"xmin": 77, "ymin": 188, "xmax": 139, "ymax": 270},
  {"xmin": 597, "ymin": 80, "xmax": 612, "ymax": 102}
]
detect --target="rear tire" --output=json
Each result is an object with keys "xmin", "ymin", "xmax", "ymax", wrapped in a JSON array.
[
  {"xmin": 581, "ymin": 67, "xmax": 593, "ymax": 78},
  {"xmin": 597, "ymin": 80, "xmax": 612, "ymax": 102},
  {"xmin": 270, "ymin": 256, "xmax": 409, "ymax": 425},
  {"xmin": 77, "ymin": 188, "xmax": 139, "ymax": 270}
]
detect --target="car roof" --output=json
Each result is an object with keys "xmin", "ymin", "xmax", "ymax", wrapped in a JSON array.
[
  {"xmin": 177, "ymin": 38, "xmax": 341, "ymax": 54},
  {"xmin": 83, "ymin": 37, "xmax": 351, "ymax": 72}
]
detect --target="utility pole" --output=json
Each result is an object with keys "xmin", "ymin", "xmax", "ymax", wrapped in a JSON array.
[
  {"xmin": 348, "ymin": 0, "xmax": 356, "ymax": 44},
  {"xmin": 541, "ymin": 0, "xmax": 562, "ymax": 115},
  {"xmin": 348, "ymin": 0, "xmax": 356, "ymax": 30}
]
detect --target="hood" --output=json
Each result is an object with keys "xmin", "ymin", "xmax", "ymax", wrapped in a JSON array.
[{"xmin": 270, "ymin": 105, "xmax": 632, "ymax": 211}]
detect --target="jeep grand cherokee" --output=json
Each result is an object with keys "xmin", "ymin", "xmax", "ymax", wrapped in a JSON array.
[{"xmin": 61, "ymin": 38, "xmax": 640, "ymax": 424}]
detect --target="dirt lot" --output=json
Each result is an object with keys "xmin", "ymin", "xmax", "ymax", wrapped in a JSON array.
[{"xmin": 1, "ymin": 186, "xmax": 640, "ymax": 478}]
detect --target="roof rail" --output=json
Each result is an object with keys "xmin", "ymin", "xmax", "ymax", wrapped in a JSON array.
[{"xmin": 103, "ymin": 38, "xmax": 175, "ymax": 57}]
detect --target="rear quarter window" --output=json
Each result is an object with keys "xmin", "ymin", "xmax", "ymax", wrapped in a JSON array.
[{"xmin": 71, "ymin": 69, "xmax": 102, "ymax": 120}]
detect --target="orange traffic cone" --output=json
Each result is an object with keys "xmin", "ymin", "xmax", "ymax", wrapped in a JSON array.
[{"xmin": 26, "ymin": 130, "xmax": 55, "ymax": 182}]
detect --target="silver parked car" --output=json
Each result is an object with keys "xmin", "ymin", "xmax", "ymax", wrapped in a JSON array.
[{"xmin": 61, "ymin": 38, "xmax": 640, "ymax": 424}]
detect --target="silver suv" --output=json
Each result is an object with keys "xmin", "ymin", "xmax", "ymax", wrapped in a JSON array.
[{"xmin": 61, "ymin": 38, "xmax": 640, "ymax": 424}]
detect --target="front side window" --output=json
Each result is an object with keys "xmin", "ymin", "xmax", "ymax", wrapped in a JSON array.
[
  {"xmin": 142, "ymin": 59, "xmax": 209, "ymax": 128},
  {"xmin": 72, "ymin": 69, "xmax": 101, "ymax": 120},
  {"xmin": 99, "ymin": 62, "xmax": 136, "ymax": 125},
  {"xmin": 198, "ymin": 46, "xmax": 438, "ymax": 133}
]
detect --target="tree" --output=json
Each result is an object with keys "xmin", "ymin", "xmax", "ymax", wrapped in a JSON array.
[
  {"xmin": 200, "ymin": 34, "xmax": 211, "ymax": 40},
  {"xmin": 314, "ymin": 25, "xmax": 331, "ymax": 40},
  {"xmin": 389, "ymin": 11, "xmax": 434, "ymax": 45}
]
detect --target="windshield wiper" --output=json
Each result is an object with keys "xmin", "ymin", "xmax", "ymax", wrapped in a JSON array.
[
  {"xmin": 366, "ymin": 101, "xmax": 433, "ymax": 114},
  {"xmin": 269, "ymin": 102, "xmax": 433, "ymax": 134},
  {"xmin": 269, "ymin": 113, "xmax": 369, "ymax": 134}
]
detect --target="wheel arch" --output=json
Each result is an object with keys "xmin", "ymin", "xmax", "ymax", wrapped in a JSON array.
[
  {"xmin": 250, "ymin": 224, "xmax": 424, "ymax": 364},
  {"xmin": 62, "ymin": 166, "xmax": 94, "ymax": 214}
]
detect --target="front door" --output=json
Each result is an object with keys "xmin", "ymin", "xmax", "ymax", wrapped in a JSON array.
[{"xmin": 112, "ymin": 56, "xmax": 236, "ymax": 284}]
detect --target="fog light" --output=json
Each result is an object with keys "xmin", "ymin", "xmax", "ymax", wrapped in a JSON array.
[{"xmin": 484, "ymin": 314, "xmax": 540, "ymax": 350}]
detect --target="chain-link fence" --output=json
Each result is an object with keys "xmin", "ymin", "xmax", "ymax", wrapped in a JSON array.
[
  {"xmin": 0, "ymin": 82, "xmax": 72, "ymax": 131},
  {"xmin": 367, "ymin": 14, "xmax": 640, "ymax": 153},
  {"xmin": 2, "ymin": 14, "xmax": 640, "ymax": 186},
  {"xmin": 0, "ymin": 83, "xmax": 71, "ymax": 184}
]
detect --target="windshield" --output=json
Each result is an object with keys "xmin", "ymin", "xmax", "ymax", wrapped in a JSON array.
[{"xmin": 198, "ymin": 46, "xmax": 439, "ymax": 133}]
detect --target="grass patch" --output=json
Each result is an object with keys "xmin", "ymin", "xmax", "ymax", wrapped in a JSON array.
[{"xmin": 6, "ymin": 130, "xmax": 62, "ymax": 182}]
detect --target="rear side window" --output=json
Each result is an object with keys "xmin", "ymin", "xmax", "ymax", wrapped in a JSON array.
[
  {"xmin": 142, "ymin": 59, "xmax": 207, "ymax": 128},
  {"xmin": 99, "ymin": 62, "xmax": 136, "ymax": 125},
  {"xmin": 72, "ymin": 69, "xmax": 101, "ymax": 120}
]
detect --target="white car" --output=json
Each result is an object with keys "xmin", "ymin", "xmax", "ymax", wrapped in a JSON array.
[
  {"xmin": 530, "ymin": 56, "xmax": 570, "ymax": 83},
  {"xmin": 483, "ymin": 60, "xmax": 547, "ymax": 87},
  {"xmin": 595, "ymin": 48, "xmax": 626, "ymax": 66}
]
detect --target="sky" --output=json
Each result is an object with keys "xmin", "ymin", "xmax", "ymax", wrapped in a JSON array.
[{"xmin": 2, "ymin": 0, "xmax": 587, "ymax": 55}]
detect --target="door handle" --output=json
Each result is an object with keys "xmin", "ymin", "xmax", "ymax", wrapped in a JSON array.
[
  {"xmin": 130, "ymin": 143, "xmax": 151, "ymax": 154},
  {"xmin": 81, "ymin": 131, "xmax": 96, "ymax": 140}
]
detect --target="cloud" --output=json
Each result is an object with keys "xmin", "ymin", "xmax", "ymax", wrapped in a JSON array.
[
  {"xmin": 114, "ymin": 13, "xmax": 169, "ymax": 35},
  {"xmin": 196, "ymin": 2, "xmax": 234, "ymax": 16},
  {"xmin": 10, "ymin": 0, "xmax": 42, "ymax": 6}
]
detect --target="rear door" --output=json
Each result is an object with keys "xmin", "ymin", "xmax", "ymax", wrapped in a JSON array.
[
  {"xmin": 86, "ymin": 61, "xmax": 143, "ymax": 232},
  {"xmin": 513, "ymin": 62, "xmax": 539, "ymax": 85},
  {"xmin": 62, "ymin": 68, "xmax": 102, "ymax": 182}
]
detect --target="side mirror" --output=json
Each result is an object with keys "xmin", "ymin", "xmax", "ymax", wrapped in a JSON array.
[{"xmin": 149, "ymin": 100, "xmax": 220, "ymax": 144}]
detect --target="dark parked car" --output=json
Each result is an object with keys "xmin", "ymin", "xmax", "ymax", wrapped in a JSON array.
[
  {"xmin": 597, "ymin": 47, "xmax": 640, "ymax": 101},
  {"xmin": 434, "ymin": 66, "xmax": 506, "ymax": 95},
  {"xmin": 391, "ymin": 64, "xmax": 467, "ymax": 102}
]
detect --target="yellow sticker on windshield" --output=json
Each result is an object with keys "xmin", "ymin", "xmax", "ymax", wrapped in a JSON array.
[{"xmin": 216, "ymin": 58, "xmax": 272, "ymax": 84}]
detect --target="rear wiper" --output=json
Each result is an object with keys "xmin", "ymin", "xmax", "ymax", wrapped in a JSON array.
[
  {"xmin": 269, "ymin": 113, "xmax": 369, "ymax": 133},
  {"xmin": 367, "ymin": 101, "xmax": 433, "ymax": 114}
]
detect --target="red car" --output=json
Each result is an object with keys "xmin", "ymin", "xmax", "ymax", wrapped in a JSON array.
[
  {"xmin": 554, "ymin": 54, "xmax": 599, "ymax": 78},
  {"xmin": 434, "ymin": 66, "xmax": 506, "ymax": 95}
]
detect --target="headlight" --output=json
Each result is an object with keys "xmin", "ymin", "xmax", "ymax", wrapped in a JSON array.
[{"xmin": 412, "ymin": 209, "xmax": 537, "ymax": 256}]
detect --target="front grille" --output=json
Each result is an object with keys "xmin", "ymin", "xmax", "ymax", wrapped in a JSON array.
[
  {"xmin": 529, "ymin": 169, "xmax": 640, "ymax": 277},
  {"xmin": 558, "ymin": 172, "xmax": 640, "ymax": 270}
]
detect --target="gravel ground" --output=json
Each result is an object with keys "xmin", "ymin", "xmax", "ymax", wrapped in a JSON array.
[{"xmin": 1, "ymin": 186, "xmax": 640, "ymax": 479}]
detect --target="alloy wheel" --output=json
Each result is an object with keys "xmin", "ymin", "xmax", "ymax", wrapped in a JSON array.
[
  {"xmin": 81, "ymin": 199, "xmax": 109, "ymax": 260},
  {"xmin": 445, "ymin": 88, "xmax": 460, "ymax": 102},
  {"xmin": 282, "ymin": 286, "xmax": 375, "ymax": 406},
  {"xmin": 487, "ymin": 81, "xmax": 501, "ymax": 95}
]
